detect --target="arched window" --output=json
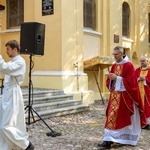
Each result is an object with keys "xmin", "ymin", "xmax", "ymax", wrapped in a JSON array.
[
  {"xmin": 122, "ymin": 2, "xmax": 130, "ymax": 38},
  {"xmin": 83, "ymin": 0, "xmax": 96, "ymax": 30},
  {"xmin": 7, "ymin": 0, "xmax": 24, "ymax": 29}
]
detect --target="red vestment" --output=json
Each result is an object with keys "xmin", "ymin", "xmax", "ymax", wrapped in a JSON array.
[
  {"xmin": 134, "ymin": 67, "xmax": 150, "ymax": 121},
  {"xmin": 105, "ymin": 62, "xmax": 146, "ymax": 130}
]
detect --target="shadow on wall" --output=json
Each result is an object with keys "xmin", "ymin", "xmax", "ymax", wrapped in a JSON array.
[{"xmin": 132, "ymin": 51, "xmax": 140, "ymax": 68}]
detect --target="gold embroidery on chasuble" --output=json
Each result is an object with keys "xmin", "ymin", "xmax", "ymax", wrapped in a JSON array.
[
  {"xmin": 107, "ymin": 91, "xmax": 121, "ymax": 129},
  {"xmin": 106, "ymin": 64, "xmax": 123, "ymax": 129},
  {"xmin": 115, "ymin": 64, "xmax": 123, "ymax": 76},
  {"xmin": 139, "ymin": 70, "xmax": 148, "ymax": 106}
]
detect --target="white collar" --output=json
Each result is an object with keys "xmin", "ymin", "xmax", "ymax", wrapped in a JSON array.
[{"xmin": 116, "ymin": 55, "xmax": 130, "ymax": 64}]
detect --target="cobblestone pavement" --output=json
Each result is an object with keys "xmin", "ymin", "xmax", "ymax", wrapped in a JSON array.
[{"xmin": 27, "ymin": 101, "xmax": 150, "ymax": 150}]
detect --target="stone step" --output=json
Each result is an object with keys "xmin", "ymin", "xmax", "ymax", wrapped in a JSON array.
[
  {"xmin": 22, "ymin": 89, "xmax": 65, "ymax": 98},
  {"xmin": 22, "ymin": 87, "xmax": 90, "ymax": 119},
  {"xmin": 23, "ymin": 94, "xmax": 73, "ymax": 105},
  {"xmin": 25, "ymin": 104, "xmax": 90, "ymax": 120},
  {"xmin": 32, "ymin": 99, "xmax": 82, "ymax": 111}
]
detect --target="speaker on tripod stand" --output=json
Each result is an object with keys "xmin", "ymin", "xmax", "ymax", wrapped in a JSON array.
[
  {"xmin": 20, "ymin": 22, "xmax": 45, "ymax": 55},
  {"xmin": 20, "ymin": 22, "xmax": 61, "ymax": 137}
]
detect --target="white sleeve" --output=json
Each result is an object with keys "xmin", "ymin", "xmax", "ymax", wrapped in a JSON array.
[{"xmin": 0, "ymin": 55, "xmax": 25, "ymax": 76}]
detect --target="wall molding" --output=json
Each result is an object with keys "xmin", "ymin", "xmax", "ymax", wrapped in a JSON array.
[
  {"xmin": 84, "ymin": 28, "xmax": 102, "ymax": 37},
  {"xmin": 0, "ymin": 28, "xmax": 20, "ymax": 34},
  {"xmin": 32, "ymin": 71, "xmax": 87, "ymax": 76}
]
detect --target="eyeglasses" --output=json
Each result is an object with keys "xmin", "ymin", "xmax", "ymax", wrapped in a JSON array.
[{"xmin": 112, "ymin": 53, "xmax": 121, "ymax": 56}]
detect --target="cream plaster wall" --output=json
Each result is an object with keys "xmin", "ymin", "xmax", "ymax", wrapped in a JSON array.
[
  {"xmin": 84, "ymin": 0, "xmax": 150, "ymax": 100},
  {"xmin": 32, "ymin": 0, "xmax": 94, "ymax": 104},
  {"xmin": 109, "ymin": 0, "xmax": 122, "ymax": 51},
  {"xmin": 34, "ymin": 0, "xmax": 62, "ymax": 71},
  {"xmin": 83, "ymin": 31, "xmax": 101, "ymax": 60},
  {"xmin": 0, "ymin": 0, "xmax": 150, "ymax": 103},
  {"xmin": 138, "ymin": 0, "xmax": 150, "ymax": 57},
  {"xmin": 61, "ymin": 0, "xmax": 84, "ymax": 72}
]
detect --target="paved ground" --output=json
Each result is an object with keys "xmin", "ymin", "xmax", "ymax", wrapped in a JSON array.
[{"xmin": 27, "ymin": 101, "xmax": 150, "ymax": 150}]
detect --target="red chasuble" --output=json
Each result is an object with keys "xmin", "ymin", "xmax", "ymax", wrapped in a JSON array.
[
  {"xmin": 134, "ymin": 67, "xmax": 150, "ymax": 120},
  {"xmin": 105, "ymin": 62, "xmax": 146, "ymax": 130}
]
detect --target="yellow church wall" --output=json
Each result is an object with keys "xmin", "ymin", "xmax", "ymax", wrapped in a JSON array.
[
  {"xmin": 84, "ymin": 0, "xmax": 150, "ymax": 101},
  {"xmin": 31, "ymin": 0, "xmax": 62, "ymax": 71},
  {"xmin": 32, "ymin": 0, "xmax": 94, "ymax": 104},
  {"xmin": 83, "ymin": 0, "xmax": 103, "ymax": 101},
  {"xmin": 84, "ymin": 0, "xmax": 112, "ymax": 100},
  {"xmin": 61, "ymin": 0, "xmax": 84, "ymax": 72},
  {"xmin": 0, "ymin": 0, "xmax": 94, "ymax": 104},
  {"xmin": 0, "ymin": 1, "xmax": 6, "ymax": 31},
  {"xmin": 109, "ymin": 0, "xmax": 122, "ymax": 51},
  {"xmin": 137, "ymin": 0, "xmax": 150, "ymax": 57},
  {"xmin": 0, "ymin": 0, "xmax": 150, "ymax": 103},
  {"xmin": 24, "ymin": 0, "xmax": 35, "ymax": 21}
]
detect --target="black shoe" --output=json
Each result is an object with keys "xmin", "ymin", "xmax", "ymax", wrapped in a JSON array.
[
  {"xmin": 97, "ymin": 141, "xmax": 113, "ymax": 148},
  {"xmin": 25, "ymin": 142, "xmax": 34, "ymax": 150},
  {"xmin": 142, "ymin": 125, "xmax": 150, "ymax": 130}
]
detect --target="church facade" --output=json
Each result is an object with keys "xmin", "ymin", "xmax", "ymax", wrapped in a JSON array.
[{"xmin": 0, "ymin": 0, "xmax": 150, "ymax": 103}]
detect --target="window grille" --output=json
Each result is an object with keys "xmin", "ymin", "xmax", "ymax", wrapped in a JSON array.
[
  {"xmin": 83, "ymin": 0, "xmax": 96, "ymax": 30},
  {"xmin": 7, "ymin": 0, "xmax": 24, "ymax": 29},
  {"xmin": 122, "ymin": 2, "xmax": 130, "ymax": 38}
]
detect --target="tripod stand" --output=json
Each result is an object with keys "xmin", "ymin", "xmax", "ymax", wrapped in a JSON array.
[{"xmin": 24, "ymin": 54, "xmax": 61, "ymax": 137}]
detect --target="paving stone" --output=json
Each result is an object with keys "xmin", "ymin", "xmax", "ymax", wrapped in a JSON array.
[{"xmin": 26, "ymin": 100, "xmax": 150, "ymax": 150}]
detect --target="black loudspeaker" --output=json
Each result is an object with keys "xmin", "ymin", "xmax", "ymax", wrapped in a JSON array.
[{"xmin": 20, "ymin": 22, "xmax": 45, "ymax": 55}]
